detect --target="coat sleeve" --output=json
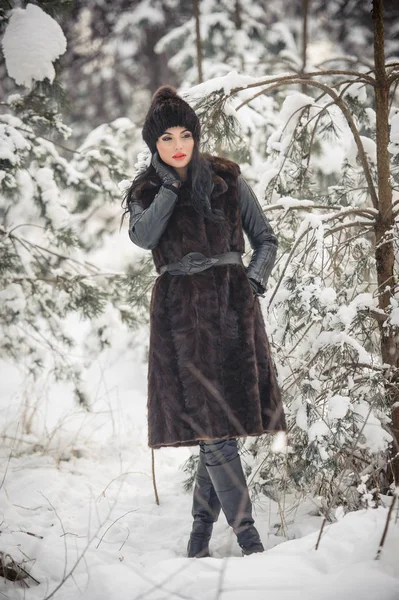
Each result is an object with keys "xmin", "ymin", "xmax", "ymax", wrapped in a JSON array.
[
  {"xmin": 238, "ymin": 175, "xmax": 279, "ymax": 297},
  {"xmin": 128, "ymin": 184, "xmax": 179, "ymax": 250}
]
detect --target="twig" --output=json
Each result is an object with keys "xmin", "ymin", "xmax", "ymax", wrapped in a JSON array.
[
  {"xmin": 375, "ymin": 491, "xmax": 398, "ymax": 559},
  {"xmin": 40, "ymin": 493, "xmax": 68, "ymax": 581},
  {"xmin": 41, "ymin": 493, "xmax": 128, "ymax": 600},
  {"xmin": 151, "ymin": 449, "xmax": 160, "ymax": 505},
  {"xmin": 0, "ymin": 552, "xmax": 40, "ymax": 585},
  {"xmin": 0, "ymin": 422, "xmax": 20, "ymax": 492},
  {"xmin": 95, "ymin": 509, "xmax": 138, "ymax": 549},
  {"xmin": 118, "ymin": 527, "xmax": 130, "ymax": 552},
  {"xmin": 133, "ymin": 560, "xmax": 197, "ymax": 600},
  {"xmin": 0, "ymin": 227, "xmax": 100, "ymax": 273},
  {"xmin": 97, "ymin": 471, "xmax": 151, "ymax": 501},
  {"xmin": 9, "ymin": 559, "xmax": 40, "ymax": 585},
  {"xmin": 16, "ymin": 530, "xmax": 44, "ymax": 539}
]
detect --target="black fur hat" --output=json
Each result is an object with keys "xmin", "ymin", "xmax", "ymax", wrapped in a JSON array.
[{"xmin": 142, "ymin": 85, "xmax": 200, "ymax": 153}]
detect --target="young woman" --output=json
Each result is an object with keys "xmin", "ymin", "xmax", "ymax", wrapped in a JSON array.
[{"xmin": 123, "ymin": 86, "xmax": 286, "ymax": 558}]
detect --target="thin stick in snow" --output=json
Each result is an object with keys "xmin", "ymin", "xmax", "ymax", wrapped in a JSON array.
[
  {"xmin": 95, "ymin": 509, "xmax": 138, "ymax": 549},
  {"xmin": 152, "ymin": 448, "xmax": 160, "ymax": 505},
  {"xmin": 375, "ymin": 490, "xmax": 398, "ymax": 560}
]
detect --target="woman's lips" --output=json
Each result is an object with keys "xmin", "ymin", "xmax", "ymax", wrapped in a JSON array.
[{"xmin": 173, "ymin": 154, "xmax": 186, "ymax": 160}]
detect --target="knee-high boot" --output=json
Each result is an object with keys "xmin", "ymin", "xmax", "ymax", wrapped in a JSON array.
[
  {"xmin": 205, "ymin": 455, "xmax": 264, "ymax": 556},
  {"xmin": 187, "ymin": 450, "xmax": 222, "ymax": 558}
]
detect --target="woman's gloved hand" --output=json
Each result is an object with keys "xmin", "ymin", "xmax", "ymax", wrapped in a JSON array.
[
  {"xmin": 152, "ymin": 151, "xmax": 181, "ymax": 188},
  {"xmin": 248, "ymin": 278, "xmax": 259, "ymax": 295},
  {"xmin": 248, "ymin": 277, "xmax": 266, "ymax": 298}
]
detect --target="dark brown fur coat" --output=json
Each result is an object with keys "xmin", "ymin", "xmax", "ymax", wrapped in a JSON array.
[{"xmin": 136, "ymin": 154, "xmax": 286, "ymax": 448}]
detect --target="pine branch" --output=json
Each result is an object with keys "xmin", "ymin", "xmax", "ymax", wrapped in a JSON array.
[{"xmin": 231, "ymin": 76, "xmax": 379, "ymax": 209}]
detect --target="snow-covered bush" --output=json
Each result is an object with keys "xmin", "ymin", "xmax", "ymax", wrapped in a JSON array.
[{"xmin": 245, "ymin": 81, "xmax": 397, "ymax": 512}]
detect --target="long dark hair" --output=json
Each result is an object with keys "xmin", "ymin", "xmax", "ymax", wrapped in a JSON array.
[{"xmin": 121, "ymin": 143, "xmax": 225, "ymax": 225}]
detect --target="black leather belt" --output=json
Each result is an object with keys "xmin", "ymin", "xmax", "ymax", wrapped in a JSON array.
[{"xmin": 159, "ymin": 251, "xmax": 243, "ymax": 275}]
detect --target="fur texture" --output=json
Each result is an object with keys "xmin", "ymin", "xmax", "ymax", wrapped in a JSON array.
[{"xmin": 137, "ymin": 154, "xmax": 286, "ymax": 448}]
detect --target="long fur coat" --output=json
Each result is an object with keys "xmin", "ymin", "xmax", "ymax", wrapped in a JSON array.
[{"xmin": 135, "ymin": 154, "xmax": 287, "ymax": 448}]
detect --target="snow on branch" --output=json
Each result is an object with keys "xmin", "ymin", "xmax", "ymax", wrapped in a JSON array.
[{"xmin": 2, "ymin": 4, "xmax": 67, "ymax": 88}]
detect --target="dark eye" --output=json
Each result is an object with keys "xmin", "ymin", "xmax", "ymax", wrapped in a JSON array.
[
  {"xmin": 162, "ymin": 136, "xmax": 171, "ymax": 141},
  {"xmin": 183, "ymin": 133, "xmax": 192, "ymax": 138}
]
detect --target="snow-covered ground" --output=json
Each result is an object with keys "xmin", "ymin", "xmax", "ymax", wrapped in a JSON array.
[
  {"xmin": 1, "ymin": 335, "xmax": 398, "ymax": 600},
  {"xmin": 1, "ymin": 441, "xmax": 398, "ymax": 599}
]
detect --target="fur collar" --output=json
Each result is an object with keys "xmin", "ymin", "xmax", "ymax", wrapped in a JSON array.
[{"xmin": 203, "ymin": 153, "xmax": 241, "ymax": 197}]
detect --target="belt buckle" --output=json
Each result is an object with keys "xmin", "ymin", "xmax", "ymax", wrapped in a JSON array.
[{"xmin": 178, "ymin": 252, "xmax": 217, "ymax": 275}]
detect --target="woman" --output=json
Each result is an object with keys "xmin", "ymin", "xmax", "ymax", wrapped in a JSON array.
[{"xmin": 123, "ymin": 86, "xmax": 286, "ymax": 558}]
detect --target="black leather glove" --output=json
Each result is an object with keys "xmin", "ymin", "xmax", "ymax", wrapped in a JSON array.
[
  {"xmin": 151, "ymin": 151, "xmax": 181, "ymax": 188},
  {"xmin": 248, "ymin": 276, "xmax": 266, "ymax": 298}
]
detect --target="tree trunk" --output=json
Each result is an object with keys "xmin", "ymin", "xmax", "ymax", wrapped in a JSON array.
[
  {"xmin": 193, "ymin": 0, "xmax": 203, "ymax": 84},
  {"xmin": 233, "ymin": 0, "xmax": 245, "ymax": 72},
  {"xmin": 301, "ymin": 0, "xmax": 310, "ymax": 93},
  {"xmin": 372, "ymin": 0, "xmax": 399, "ymax": 482}
]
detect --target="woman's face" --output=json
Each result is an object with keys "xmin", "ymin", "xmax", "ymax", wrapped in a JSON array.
[{"xmin": 155, "ymin": 126, "xmax": 194, "ymax": 169}]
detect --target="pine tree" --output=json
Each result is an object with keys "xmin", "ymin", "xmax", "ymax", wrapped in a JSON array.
[{"xmin": 0, "ymin": 3, "xmax": 154, "ymax": 407}]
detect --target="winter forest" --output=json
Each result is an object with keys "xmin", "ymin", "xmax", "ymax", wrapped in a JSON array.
[{"xmin": 0, "ymin": 0, "xmax": 399, "ymax": 598}]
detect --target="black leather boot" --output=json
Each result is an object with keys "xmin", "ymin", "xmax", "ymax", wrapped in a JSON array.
[
  {"xmin": 187, "ymin": 450, "xmax": 222, "ymax": 558},
  {"xmin": 205, "ymin": 455, "xmax": 265, "ymax": 556}
]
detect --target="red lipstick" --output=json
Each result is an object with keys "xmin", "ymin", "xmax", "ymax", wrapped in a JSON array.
[{"xmin": 173, "ymin": 153, "xmax": 186, "ymax": 160}]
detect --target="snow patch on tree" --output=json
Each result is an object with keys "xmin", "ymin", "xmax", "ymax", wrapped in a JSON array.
[
  {"xmin": 353, "ymin": 401, "xmax": 393, "ymax": 452},
  {"xmin": 2, "ymin": 4, "xmax": 67, "ymax": 88},
  {"xmin": 0, "ymin": 121, "xmax": 31, "ymax": 165},
  {"xmin": 388, "ymin": 108, "xmax": 399, "ymax": 156},
  {"xmin": 328, "ymin": 395, "xmax": 350, "ymax": 420}
]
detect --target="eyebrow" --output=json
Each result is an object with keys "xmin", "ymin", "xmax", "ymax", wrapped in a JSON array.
[{"xmin": 162, "ymin": 129, "xmax": 191, "ymax": 135}]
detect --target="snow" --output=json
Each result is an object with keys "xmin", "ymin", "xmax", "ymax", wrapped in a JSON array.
[
  {"xmin": 313, "ymin": 331, "xmax": 372, "ymax": 365},
  {"xmin": 269, "ymin": 23, "xmax": 299, "ymax": 57},
  {"xmin": 1, "ymin": 437, "xmax": 398, "ymax": 599},
  {"xmin": 277, "ymin": 196, "xmax": 315, "ymax": 216},
  {"xmin": 279, "ymin": 92, "xmax": 315, "ymax": 130},
  {"xmin": 352, "ymin": 401, "xmax": 393, "ymax": 453},
  {"xmin": 36, "ymin": 167, "xmax": 70, "ymax": 228},
  {"xmin": 267, "ymin": 92, "xmax": 317, "ymax": 157},
  {"xmin": 121, "ymin": 0, "xmax": 164, "ymax": 27},
  {"xmin": 2, "ymin": 4, "xmax": 67, "ymax": 88},
  {"xmin": 185, "ymin": 70, "xmax": 291, "ymax": 101},
  {"xmin": 365, "ymin": 107, "xmax": 377, "ymax": 129},
  {"xmin": 0, "ymin": 121, "xmax": 31, "ymax": 164},
  {"xmin": 342, "ymin": 82, "xmax": 368, "ymax": 103},
  {"xmin": 346, "ymin": 135, "xmax": 377, "ymax": 166},
  {"xmin": 0, "ymin": 282, "xmax": 26, "ymax": 312},
  {"xmin": 328, "ymin": 395, "xmax": 350, "ymax": 420},
  {"xmin": 296, "ymin": 405, "xmax": 308, "ymax": 431},
  {"xmin": 308, "ymin": 420, "xmax": 330, "ymax": 443},
  {"xmin": 271, "ymin": 431, "xmax": 288, "ymax": 453},
  {"xmin": 154, "ymin": 18, "xmax": 194, "ymax": 54},
  {"xmin": 389, "ymin": 296, "xmax": 399, "ymax": 327},
  {"xmin": 388, "ymin": 109, "xmax": 399, "ymax": 156},
  {"xmin": 318, "ymin": 287, "xmax": 337, "ymax": 308}
]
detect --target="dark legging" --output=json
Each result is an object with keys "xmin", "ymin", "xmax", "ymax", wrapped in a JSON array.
[{"xmin": 199, "ymin": 438, "xmax": 238, "ymax": 466}]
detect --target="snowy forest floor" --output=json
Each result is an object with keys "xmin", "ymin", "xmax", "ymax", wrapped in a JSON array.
[{"xmin": 1, "ymin": 329, "xmax": 399, "ymax": 600}]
